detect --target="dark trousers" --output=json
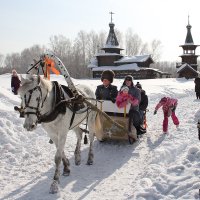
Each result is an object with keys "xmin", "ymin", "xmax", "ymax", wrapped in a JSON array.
[
  {"xmin": 128, "ymin": 109, "xmax": 142, "ymax": 132},
  {"xmin": 196, "ymin": 92, "xmax": 200, "ymax": 99}
]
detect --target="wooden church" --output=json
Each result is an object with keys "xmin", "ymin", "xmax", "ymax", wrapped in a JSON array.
[
  {"xmin": 176, "ymin": 17, "xmax": 200, "ymax": 78},
  {"xmin": 88, "ymin": 15, "xmax": 167, "ymax": 79}
]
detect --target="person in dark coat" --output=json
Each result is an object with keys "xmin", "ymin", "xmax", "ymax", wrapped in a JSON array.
[
  {"xmin": 194, "ymin": 77, "xmax": 200, "ymax": 99},
  {"xmin": 11, "ymin": 69, "xmax": 21, "ymax": 95},
  {"xmin": 136, "ymin": 83, "xmax": 148, "ymax": 127},
  {"xmin": 121, "ymin": 75, "xmax": 145, "ymax": 135},
  {"xmin": 95, "ymin": 70, "xmax": 118, "ymax": 103}
]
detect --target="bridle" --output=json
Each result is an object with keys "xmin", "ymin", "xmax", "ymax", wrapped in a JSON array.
[
  {"xmin": 22, "ymin": 85, "xmax": 48, "ymax": 120},
  {"xmin": 21, "ymin": 80, "xmax": 92, "ymax": 127}
]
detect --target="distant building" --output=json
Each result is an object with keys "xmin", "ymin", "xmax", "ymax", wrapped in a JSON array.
[
  {"xmin": 88, "ymin": 18, "xmax": 169, "ymax": 79},
  {"xmin": 176, "ymin": 17, "xmax": 200, "ymax": 79}
]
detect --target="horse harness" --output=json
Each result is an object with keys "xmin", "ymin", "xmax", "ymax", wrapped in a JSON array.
[{"xmin": 18, "ymin": 81, "xmax": 92, "ymax": 129}]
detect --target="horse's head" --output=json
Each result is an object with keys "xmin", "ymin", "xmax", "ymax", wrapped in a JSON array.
[{"xmin": 18, "ymin": 74, "xmax": 49, "ymax": 131}]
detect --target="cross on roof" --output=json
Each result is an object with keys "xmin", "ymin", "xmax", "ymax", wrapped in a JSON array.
[
  {"xmin": 188, "ymin": 15, "xmax": 190, "ymax": 25},
  {"xmin": 109, "ymin": 11, "xmax": 115, "ymax": 23}
]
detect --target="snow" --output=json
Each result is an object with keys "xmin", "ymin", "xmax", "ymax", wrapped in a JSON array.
[
  {"xmin": 0, "ymin": 74, "xmax": 200, "ymax": 200},
  {"xmin": 96, "ymin": 53, "xmax": 122, "ymax": 56},
  {"xmin": 91, "ymin": 63, "xmax": 140, "ymax": 71},
  {"xmin": 177, "ymin": 63, "xmax": 196, "ymax": 73},
  {"xmin": 114, "ymin": 55, "xmax": 152, "ymax": 63}
]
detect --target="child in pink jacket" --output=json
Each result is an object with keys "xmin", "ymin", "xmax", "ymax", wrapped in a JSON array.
[
  {"xmin": 154, "ymin": 97, "xmax": 179, "ymax": 134},
  {"xmin": 116, "ymin": 86, "xmax": 139, "ymax": 108}
]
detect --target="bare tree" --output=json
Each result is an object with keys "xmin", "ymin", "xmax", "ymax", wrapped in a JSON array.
[
  {"xmin": 86, "ymin": 31, "xmax": 99, "ymax": 64},
  {"xmin": 1, "ymin": 28, "xmax": 164, "ymax": 78},
  {"xmin": 140, "ymin": 42, "xmax": 149, "ymax": 55},
  {"xmin": 125, "ymin": 28, "xmax": 142, "ymax": 56},
  {"xmin": 4, "ymin": 53, "xmax": 21, "ymax": 72},
  {"xmin": 149, "ymin": 39, "xmax": 162, "ymax": 62},
  {"xmin": 49, "ymin": 34, "xmax": 73, "ymax": 75},
  {"xmin": 20, "ymin": 45, "xmax": 45, "ymax": 72},
  {"xmin": 0, "ymin": 54, "xmax": 4, "ymax": 68},
  {"xmin": 98, "ymin": 31, "xmax": 107, "ymax": 53},
  {"xmin": 49, "ymin": 35, "xmax": 71, "ymax": 58},
  {"xmin": 115, "ymin": 29, "xmax": 124, "ymax": 49},
  {"xmin": 152, "ymin": 61, "xmax": 177, "ymax": 77}
]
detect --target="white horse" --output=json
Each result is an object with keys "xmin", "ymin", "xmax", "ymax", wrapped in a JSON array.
[{"xmin": 18, "ymin": 74, "xmax": 97, "ymax": 194}]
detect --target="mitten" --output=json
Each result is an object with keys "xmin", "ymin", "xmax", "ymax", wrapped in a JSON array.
[
  {"xmin": 171, "ymin": 106, "xmax": 176, "ymax": 112},
  {"xmin": 111, "ymin": 98, "xmax": 116, "ymax": 103}
]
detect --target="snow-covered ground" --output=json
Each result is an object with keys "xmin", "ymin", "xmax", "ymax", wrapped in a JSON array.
[{"xmin": 0, "ymin": 74, "xmax": 200, "ymax": 200}]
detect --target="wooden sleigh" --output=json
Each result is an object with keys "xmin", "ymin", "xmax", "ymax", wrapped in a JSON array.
[{"xmin": 94, "ymin": 100, "xmax": 137, "ymax": 142}]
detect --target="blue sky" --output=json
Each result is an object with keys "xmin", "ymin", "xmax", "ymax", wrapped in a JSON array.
[{"xmin": 1, "ymin": 0, "xmax": 200, "ymax": 61}]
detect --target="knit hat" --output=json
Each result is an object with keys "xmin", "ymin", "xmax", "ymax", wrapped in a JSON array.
[
  {"xmin": 124, "ymin": 75, "xmax": 133, "ymax": 82},
  {"xmin": 122, "ymin": 75, "xmax": 134, "ymax": 87},
  {"xmin": 12, "ymin": 69, "xmax": 18, "ymax": 76},
  {"xmin": 120, "ymin": 86, "xmax": 129, "ymax": 92},
  {"xmin": 101, "ymin": 70, "xmax": 115, "ymax": 83},
  {"xmin": 136, "ymin": 82, "xmax": 142, "ymax": 89},
  {"xmin": 12, "ymin": 69, "xmax": 17, "ymax": 74}
]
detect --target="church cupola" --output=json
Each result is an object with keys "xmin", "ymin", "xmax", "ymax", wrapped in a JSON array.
[
  {"xmin": 176, "ymin": 16, "xmax": 199, "ymax": 78},
  {"xmin": 101, "ymin": 12, "xmax": 123, "ymax": 54},
  {"xmin": 105, "ymin": 22, "xmax": 119, "ymax": 47},
  {"xmin": 185, "ymin": 19, "xmax": 194, "ymax": 44}
]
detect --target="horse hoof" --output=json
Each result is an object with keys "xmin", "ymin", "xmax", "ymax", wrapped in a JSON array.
[
  {"xmin": 87, "ymin": 160, "xmax": 93, "ymax": 165},
  {"xmin": 128, "ymin": 136, "xmax": 136, "ymax": 144},
  {"xmin": 75, "ymin": 160, "xmax": 81, "ymax": 166},
  {"xmin": 63, "ymin": 170, "xmax": 70, "ymax": 176},
  {"xmin": 49, "ymin": 180, "xmax": 59, "ymax": 194}
]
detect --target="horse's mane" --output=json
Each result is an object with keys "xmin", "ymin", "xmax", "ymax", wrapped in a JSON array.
[
  {"xmin": 40, "ymin": 77, "xmax": 53, "ymax": 91},
  {"xmin": 76, "ymin": 84, "xmax": 95, "ymax": 99},
  {"xmin": 18, "ymin": 75, "xmax": 53, "ymax": 96}
]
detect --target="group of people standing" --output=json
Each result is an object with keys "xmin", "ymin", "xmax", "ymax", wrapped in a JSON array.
[{"xmin": 95, "ymin": 70, "xmax": 180, "ymax": 136}]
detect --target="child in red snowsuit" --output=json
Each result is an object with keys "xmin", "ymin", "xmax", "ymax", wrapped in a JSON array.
[
  {"xmin": 116, "ymin": 86, "xmax": 139, "ymax": 108},
  {"xmin": 154, "ymin": 97, "xmax": 179, "ymax": 134}
]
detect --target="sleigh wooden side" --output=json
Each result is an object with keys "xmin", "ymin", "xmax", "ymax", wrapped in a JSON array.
[{"xmin": 94, "ymin": 100, "xmax": 137, "ymax": 142}]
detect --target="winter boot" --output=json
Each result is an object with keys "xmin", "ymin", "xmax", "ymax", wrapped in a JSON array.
[
  {"xmin": 139, "ymin": 125, "xmax": 146, "ymax": 131},
  {"xmin": 49, "ymin": 139, "xmax": 53, "ymax": 144},
  {"xmin": 136, "ymin": 126, "xmax": 146, "ymax": 136}
]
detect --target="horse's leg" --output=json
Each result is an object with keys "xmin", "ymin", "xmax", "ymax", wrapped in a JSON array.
[
  {"xmin": 86, "ymin": 112, "xmax": 96, "ymax": 165},
  {"xmin": 62, "ymin": 151, "xmax": 70, "ymax": 176},
  {"xmin": 87, "ymin": 131, "xmax": 95, "ymax": 165},
  {"xmin": 74, "ymin": 127, "xmax": 82, "ymax": 165},
  {"xmin": 49, "ymin": 133, "xmax": 67, "ymax": 194}
]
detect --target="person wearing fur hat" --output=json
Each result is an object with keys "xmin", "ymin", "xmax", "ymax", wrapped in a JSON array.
[
  {"xmin": 95, "ymin": 70, "xmax": 118, "ymax": 103},
  {"xmin": 121, "ymin": 75, "xmax": 145, "ymax": 135},
  {"xmin": 11, "ymin": 69, "xmax": 21, "ymax": 95}
]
